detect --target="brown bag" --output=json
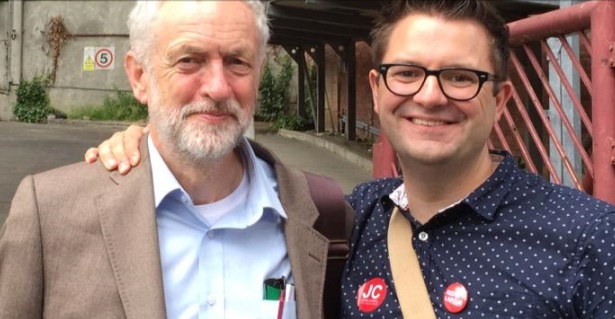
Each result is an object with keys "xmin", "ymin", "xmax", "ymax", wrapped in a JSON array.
[
  {"xmin": 305, "ymin": 172, "xmax": 350, "ymax": 319},
  {"xmin": 388, "ymin": 207, "xmax": 437, "ymax": 319}
]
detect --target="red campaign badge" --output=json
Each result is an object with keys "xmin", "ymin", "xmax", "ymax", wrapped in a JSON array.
[
  {"xmin": 443, "ymin": 282, "xmax": 469, "ymax": 314},
  {"xmin": 357, "ymin": 277, "xmax": 387, "ymax": 312}
]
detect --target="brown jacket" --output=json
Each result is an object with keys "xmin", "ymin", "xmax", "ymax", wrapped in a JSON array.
[{"xmin": 0, "ymin": 139, "xmax": 345, "ymax": 319}]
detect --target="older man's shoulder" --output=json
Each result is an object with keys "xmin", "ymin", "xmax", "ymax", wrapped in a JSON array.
[{"xmin": 29, "ymin": 160, "xmax": 139, "ymax": 198}]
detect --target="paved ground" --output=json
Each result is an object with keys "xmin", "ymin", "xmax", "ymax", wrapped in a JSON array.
[
  {"xmin": 256, "ymin": 132, "xmax": 372, "ymax": 192},
  {"xmin": 0, "ymin": 121, "xmax": 372, "ymax": 226}
]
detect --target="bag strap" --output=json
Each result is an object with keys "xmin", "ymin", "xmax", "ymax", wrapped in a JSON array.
[
  {"xmin": 388, "ymin": 207, "xmax": 437, "ymax": 319},
  {"xmin": 305, "ymin": 172, "xmax": 349, "ymax": 319}
]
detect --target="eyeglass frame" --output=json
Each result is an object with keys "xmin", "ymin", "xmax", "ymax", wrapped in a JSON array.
[{"xmin": 377, "ymin": 63, "xmax": 501, "ymax": 101}]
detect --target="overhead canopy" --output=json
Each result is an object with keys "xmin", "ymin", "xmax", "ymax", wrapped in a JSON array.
[
  {"xmin": 265, "ymin": 0, "xmax": 559, "ymax": 140},
  {"xmin": 267, "ymin": 0, "xmax": 559, "ymax": 47}
]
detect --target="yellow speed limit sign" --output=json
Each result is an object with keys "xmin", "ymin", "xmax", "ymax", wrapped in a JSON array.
[{"xmin": 83, "ymin": 47, "xmax": 115, "ymax": 71}]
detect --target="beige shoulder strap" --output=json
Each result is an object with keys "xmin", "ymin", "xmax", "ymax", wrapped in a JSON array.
[{"xmin": 388, "ymin": 207, "xmax": 437, "ymax": 319}]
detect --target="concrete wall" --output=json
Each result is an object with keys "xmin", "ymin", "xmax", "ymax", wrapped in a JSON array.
[
  {"xmin": 0, "ymin": 0, "xmax": 134, "ymax": 120},
  {"xmin": 0, "ymin": 0, "xmax": 374, "ymax": 136},
  {"xmin": 0, "ymin": 1, "xmax": 12, "ymax": 120}
]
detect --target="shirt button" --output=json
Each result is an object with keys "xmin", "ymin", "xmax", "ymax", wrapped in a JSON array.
[
  {"xmin": 418, "ymin": 231, "xmax": 429, "ymax": 242},
  {"xmin": 207, "ymin": 231, "xmax": 214, "ymax": 239},
  {"xmin": 207, "ymin": 296, "xmax": 216, "ymax": 306}
]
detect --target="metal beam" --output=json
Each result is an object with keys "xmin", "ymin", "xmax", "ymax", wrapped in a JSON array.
[
  {"xmin": 304, "ymin": 0, "xmax": 382, "ymax": 12},
  {"xmin": 592, "ymin": 0, "xmax": 615, "ymax": 204},
  {"xmin": 269, "ymin": 34, "xmax": 323, "ymax": 46},
  {"xmin": 508, "ymin": 1, "xmax": 597, "ymax": 45},
  {"xmin": 312, "ymin": 45, "xmax": 326, "ymax": 132},
  {"xmin": 271, "ymin": 17, "xmax": 369, "ymax": 40},
  {"xmin": 282, "ymin": 45, "xmax": 308, "ymax": 118},
  {"xmin": 345, "ymin": 41, "xmax": 357, "ymax": 141},
  {"xmin": 268, "ymin": 4, "xmax": 374, "ymax": 28},
  {"xmin": 269, "ymin": 28, "xmax": 351, "ymax": 46}
]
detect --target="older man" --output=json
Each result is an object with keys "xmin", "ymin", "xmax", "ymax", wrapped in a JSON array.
[{"xmin": 0, "ymin": 1, "xmax": 350, "ymax": 318}]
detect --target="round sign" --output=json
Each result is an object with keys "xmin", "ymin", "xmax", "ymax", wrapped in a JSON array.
[
  {"xmin": 95, "ymin": 48, "xmax": 114, "ymax": 69},
  {"xmin": 357, "ymin": 277, "xmax": 387, "ymax": 313},
  {"xmin": 443, "ymin": 282, "xmax": 469, "ymax": 314}
]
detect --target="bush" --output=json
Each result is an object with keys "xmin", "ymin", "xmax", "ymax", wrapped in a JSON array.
[
  {"xmin": 256, "ymin": 63, "xmax": 279, "ymax": 121},
  {"xmin": 272, "ymin": 114, "xmax": 313, "ymax": 131},
  {"xmin": 13, "ymin": 76, "xmax": 51, "ymax": 123},
  {"xmin": 47, "ymin": 106, "xmax": 67, "ymax": 119},
  {"xmin": 257, "ymin": 55, "xmax": 294, "ymax": 121},
  {"xmin": 256, "ymin": 54, "xmax": 315, "ymax": 131},
  {"xmin": 68, "ymin": 90, "xmax": 147, "ymax": 121}
]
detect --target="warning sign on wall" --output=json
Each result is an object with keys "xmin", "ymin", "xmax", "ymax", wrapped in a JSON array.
[{"xmin": 83, "ymin": 47, "xmax": 115, "ymax": 71}]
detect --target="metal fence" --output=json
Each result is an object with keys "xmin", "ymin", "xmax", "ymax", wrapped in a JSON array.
[{"xmin": 372, "ymin": 1, "xmax": 615, "ymax": 205}]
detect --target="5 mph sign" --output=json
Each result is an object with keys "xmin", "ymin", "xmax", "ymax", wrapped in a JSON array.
[{"xmin": 83, "ymin": 47, "xmax": 115, "ymax": 71}]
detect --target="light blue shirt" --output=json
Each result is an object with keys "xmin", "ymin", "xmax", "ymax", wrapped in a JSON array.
[{"xmin": 148, "ymin": 137, "xmax": 295, "ymax": 319}]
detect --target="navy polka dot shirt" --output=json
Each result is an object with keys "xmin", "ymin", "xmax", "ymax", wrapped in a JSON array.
[{"xmin": 341, "ymin": 151, "xmax": 615, "ymax": 318}]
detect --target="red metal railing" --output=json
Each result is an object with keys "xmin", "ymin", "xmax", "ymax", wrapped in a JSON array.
[{"xmin": 371, "ymin": 1, "xmax": 615, "ymax": 205}]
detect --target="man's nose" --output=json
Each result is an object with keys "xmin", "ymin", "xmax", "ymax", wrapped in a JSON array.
[
  {"xmin": 412, "ymin": 75, "xmax": 448, "ymax": 107},
  {"xmin": 200, "ymin": 62, "xmax": 232, "ymax": 101}
]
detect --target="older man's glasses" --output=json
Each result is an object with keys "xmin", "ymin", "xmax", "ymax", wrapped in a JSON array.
[{"xmin": 378, "ymin": 63, "xmax": 500, "ymax": 101}]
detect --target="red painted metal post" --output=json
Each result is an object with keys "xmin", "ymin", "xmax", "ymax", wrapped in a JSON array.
[
  {"xmin": 508, "ymin": 1, "xmax": 597, "ymax": 45},
  {"xmin": 372, "ymin": 132, "xmax": 397, "ymax": 178},
  {"xmin": 591, "ymin": 1, "xmax": 615, "ymax": 205}
]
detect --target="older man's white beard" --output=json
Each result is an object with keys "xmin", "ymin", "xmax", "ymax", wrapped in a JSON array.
[{"xmin": 149, "ymin": 98, "xmax": 251, "ymax": 164}]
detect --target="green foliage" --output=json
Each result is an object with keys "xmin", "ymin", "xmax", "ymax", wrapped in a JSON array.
[
  {"xmin": 271, "ymin": 114, "xmax": 313, "ymax": 131},
  {"xmin": 256, "ymin": 63, "xmax": 279, "ymax": 121},
  {"xmin": 257, "ymin": 55, "xmax": 294, "ymax": 121},
  {"xmin": 47, "ymin": 106, "xmax": 67, "ymax": 119},
  {"xmin": 68, "ymin": 90, "xmax": 147, "ymax": 121},
  {"xmin": 256, "ymin": 54, "xmax": 315, "ymax": 131},
  {"xmin": 13, "ymin": 75, "xmax": 51, "ymax": 123},
  {"xmin": 276, "ymin": 55, "xmax": 294, "ymax": 98}
]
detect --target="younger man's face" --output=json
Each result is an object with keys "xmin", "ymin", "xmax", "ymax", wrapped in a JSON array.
[{"xmin": 369, "ymin": 13, "xmax": 512, "ymax": 167}]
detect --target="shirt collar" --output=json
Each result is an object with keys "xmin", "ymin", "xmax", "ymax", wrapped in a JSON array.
[
  {"xmin": 387, "ymin": 150, "xmax": 516, "ymax": 221},
  {"xmin": 238, "ymin": 137, "xmax": 287, "ymax": 221},
  {"xmin": 148, "ymin": 136, "xmax": 287, "ymax": 221},
  {"xmin": 463, "ymin": 150, "xmax": 516, "ymax": 220},
  {"xmin": 389, "ymin": 185, "xmax": 464, "ymax": 212},
  {"xmin": 388, "ymin": 184, "xmax": 409, "ymax": 211},
  {"xmin": 149, "ymin": 136, "xmax": 183, "ymax": 208}
]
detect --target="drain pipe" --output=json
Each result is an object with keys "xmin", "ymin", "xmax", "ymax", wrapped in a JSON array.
[{"xmin": 9, "ymin": 0, "xmax": 24, "ymax": 89}]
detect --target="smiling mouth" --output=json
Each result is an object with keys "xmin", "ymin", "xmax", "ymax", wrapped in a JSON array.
[{"xmin": 411, "ymin": 118, "xmax": 449, "ymax": 126}]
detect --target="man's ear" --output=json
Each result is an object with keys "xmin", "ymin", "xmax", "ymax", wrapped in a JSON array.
[
  {"xmin": 369, "ymin": 69, "xmax": 381, "ymax": 115},
  {"xmin": 256, "ymin": 55, "xmax": 267, "ymax": 91},
  {"xmin": 258, "ymin": 55, "xmax": 267, "ymax": 76},
  {"xmin": 125, "ymin": 51, "xmax": 149, "ymax": 105},
  {"xmin": 494, "ymin": 80, "xmax": 513, "ymax": 121}
]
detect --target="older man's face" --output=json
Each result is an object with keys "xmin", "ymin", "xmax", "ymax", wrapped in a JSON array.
[{"xmin": 143, "ymin": 1, "xmax": 261, "ymax": 162}]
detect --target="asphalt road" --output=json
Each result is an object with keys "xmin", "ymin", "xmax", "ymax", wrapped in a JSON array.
[
  {"xmin": 0, "ymin": 121, "xmax": 127, "ymax": 225},
  {"xmin": 0, "ymin": 121, "xmax": 372, "ymax": 226}
]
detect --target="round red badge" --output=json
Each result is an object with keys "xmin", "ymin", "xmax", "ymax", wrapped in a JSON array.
[
  {"xmin": 357, "ymin": 278, "xmax": 387, "ymax": 312},
  {"xmin": 443, "ymin": 282, "xmax": 469, "ymax": 313}
]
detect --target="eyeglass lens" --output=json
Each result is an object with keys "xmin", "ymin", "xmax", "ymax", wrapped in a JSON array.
[{"xmin": 384, "ymin": 65, "xmax": 482, "ymax": 100}]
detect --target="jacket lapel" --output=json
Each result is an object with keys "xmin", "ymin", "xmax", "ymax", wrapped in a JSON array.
[
  {"xmin": 95, "ymin": 138, "xmax": 166, "ymax": 319},
  {"xmin": 252, "ymin": 141, "xmax": 329, "ymax": 319}
]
